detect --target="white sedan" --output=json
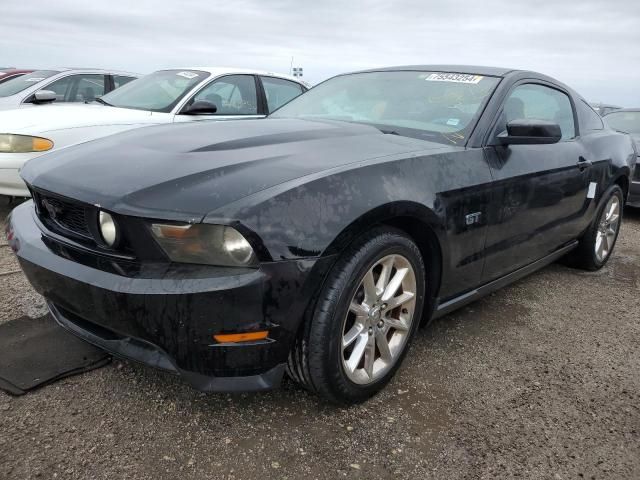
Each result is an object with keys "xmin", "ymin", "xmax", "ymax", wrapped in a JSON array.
[
  {"xmin": 0, "ymin": 68, "xmax": 139, "ymax": 110},
  {"xmin": 0, "ymin": 67, "xmax": 308, "ymax": 197}
]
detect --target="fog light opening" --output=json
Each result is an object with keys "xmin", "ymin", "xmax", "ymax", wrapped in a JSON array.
[{"xmin": 99, "ymin": 211, "xmax": 118, "ymax": 247}]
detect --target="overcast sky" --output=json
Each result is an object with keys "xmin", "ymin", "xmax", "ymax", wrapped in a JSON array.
[{"xmin": 2, "ymin": 0, "xmax": 639, "ymax": 105}]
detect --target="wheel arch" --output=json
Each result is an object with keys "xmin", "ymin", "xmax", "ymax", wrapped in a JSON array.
[
  {"xmin": 320, "ymin": 201, "xmax": 446, "ymax": 317},
  {"xmin": 286, "ymin": 203, "xmax": 447, "ymax": 389},
  {"xmin": 613, "ymin": 173, "xmax": 629, "ymax": 202}
]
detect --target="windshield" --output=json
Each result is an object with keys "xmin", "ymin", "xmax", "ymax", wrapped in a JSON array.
[
  {"xmin": 100, "ymin": 70, "xmax": 209, "ymax": 112},
  {"xmin": 0, "ymin": 70, "xmax": 60, "ymax": 97},
  {"xmin": 604, "ymin": 111, "xmax": 640, "ymax": 134},
  {"xmin": 271, "ymin": 71, "xmax": 500, "ymax": 145}
]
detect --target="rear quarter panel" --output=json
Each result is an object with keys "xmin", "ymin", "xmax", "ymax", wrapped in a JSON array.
[{"xmin": 583, "ymin": 129, "xmax": 635, "ymax": 208}]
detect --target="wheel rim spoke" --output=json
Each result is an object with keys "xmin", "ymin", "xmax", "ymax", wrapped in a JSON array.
[
  {"xmin": 375, "ymin": 256, "xmax": 394, "ymax": 294},
  {"xmin": 362, "ymin": 270, "xmax": 378, "ymax": 305},
  {"xmin": 349, "ymin": 301, "xmax": 368, "ymax": 317},
  {"xmin": 385, "ymin": 316, "xmax": 409, "ymax": 331},
  {"xmin": 384, "ymin": 291, "xmax": 415, "ymax": 310},
  {"xmin": 375, "ymin": 329, "xmax": 393, "ymax": 361},
  {"xmin": 364, "ymin": 336, "xmax": 376, "ymax": 378},
  {"xmin": 606, "ymin": 199, "xmax": 619, "ymax": 221},
  {"xmin": 345, "ymin": 334, "xmax": 368, "ymax": 373},
  {"xmin": 343, "ymin": 323, "xmax": 364, "ymax": 348},
  {"xmin": 381, "ymin": 267, "xmax": 408, "ymax": 302}
]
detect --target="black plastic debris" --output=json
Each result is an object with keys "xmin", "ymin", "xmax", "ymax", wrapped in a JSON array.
[{"xmin": 0, "ymin": 314, "xmax": 110, "ymax": 395}]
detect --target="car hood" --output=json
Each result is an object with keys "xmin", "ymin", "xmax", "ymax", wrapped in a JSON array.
[
  {"xmin": 0, "ymin": 96, "xmax": 20, "ymax": 109},
  {"xmin": 0, "ymin": 103, "xmax": 162, "ymax": 134},
  {"xmin": 22, "ymin": 118, "xmax": 451, "ymax": 221}
]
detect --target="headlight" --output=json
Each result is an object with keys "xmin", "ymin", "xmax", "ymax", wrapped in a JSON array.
[
  {"xmin": 0, "ymin": 134, "xmax": 54, "ymax": 153},
  {"xmin": 150, "ymin": 223, "xmax": 257, "ymax": 267}
]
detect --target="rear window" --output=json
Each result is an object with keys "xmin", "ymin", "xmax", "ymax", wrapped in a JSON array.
[
  {"xmin": 261, "ymin": 76, "xmax": 304, "ymax": 112},
  {"xmin": 113, "ymin": 75, "xmax": 136, "ymax": 89},
  {"xmin": 578, "ymin": 100, "xmax": 604, "ymax": 132},
  {"xmin": 0, "ymin": 70, "xmax": 60, "ymax": 97},
  {"xmin": 604, "ymin": 111, "xmax": 640, "ymax": 134}
]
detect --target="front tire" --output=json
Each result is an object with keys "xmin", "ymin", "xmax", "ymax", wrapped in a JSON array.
[{"xmin": 288, "ymin": 227, "xmax": 426, "ymax": 404}]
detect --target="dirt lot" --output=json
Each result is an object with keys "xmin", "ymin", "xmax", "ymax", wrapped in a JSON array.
[{"xmin": 0, "ymin": 198, "xmax": 638, "ymax": 480}]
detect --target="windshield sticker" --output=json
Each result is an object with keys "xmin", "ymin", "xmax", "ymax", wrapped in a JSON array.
[
  {"xmin": 446, "ymin": 118, "xmax": 460, "ymax": 126},
  {"xmin": 424, "ymin": 73, "xmax": 483, "ymax": 84},
  {"xmin": 25, "ymin": 78, "xmax": 45, "ymax": 82},
  {"xmin": 176, "ymin": 71, "xmax": 199, "ymax": 79}
]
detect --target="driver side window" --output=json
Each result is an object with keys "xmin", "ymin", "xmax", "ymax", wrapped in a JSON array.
[
  {"xmin": 44, "ymin": 75, "xmax": 106, "ymax": 103},
  {"xmin": 501, "ymin": 84, "xmax": 576, "ymax": 141},
  {"xmin": 191, "ymin": 75, "xmax": 257, "ymax": 115},
  {"xmin": 43, "ymin": 76, "xmax": 73, "ymax": 102}
]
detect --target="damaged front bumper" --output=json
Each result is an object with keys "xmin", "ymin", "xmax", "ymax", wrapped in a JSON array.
[{"xmin": 7, "ymin": 201, "xmax": 330, "ymax": 392}]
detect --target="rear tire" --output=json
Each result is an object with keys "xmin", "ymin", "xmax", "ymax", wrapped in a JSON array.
[
  {"xmin": 287, "ymin": 227, "xmax": 426, "ymax": 404},
  {"xmin": 566, "ymin": 184, "xmax": 623, "ymax": 271}
]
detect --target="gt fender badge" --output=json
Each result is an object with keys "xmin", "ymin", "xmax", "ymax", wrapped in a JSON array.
[{"xmin": 465, "ymin": 212, "xmax": 482, "ymax": 226}]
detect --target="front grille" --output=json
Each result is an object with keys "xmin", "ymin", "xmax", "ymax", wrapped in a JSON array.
[
  {"xmin": 30, "ymin": 188, "xmax": 142, "ymax": 262},
  {"xmin": 35, "ymin": 191, "xmax": 92, "ymax": 239}
]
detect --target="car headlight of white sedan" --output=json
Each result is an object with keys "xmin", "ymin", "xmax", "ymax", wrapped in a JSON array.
[{"xmin": 0, "ymin": 134, "xmax": 54, "ymax": 153}]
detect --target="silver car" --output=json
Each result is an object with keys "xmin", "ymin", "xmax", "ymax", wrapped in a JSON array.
[{"xmin": 0, "ymin": 68, "xmax": 138, "ymax": 110}]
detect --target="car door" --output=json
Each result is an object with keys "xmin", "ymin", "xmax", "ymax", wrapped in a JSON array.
[
  {"xmin": 482, "ymin": 81, "xmax": 591, "ymax": 282},
  {"xmin": 173, "ymin": 74, "xmax": 264, "ymax": 122},
  {"xmin": 259, "ymin": 76, "xmax": 305, "ymax": 113}
]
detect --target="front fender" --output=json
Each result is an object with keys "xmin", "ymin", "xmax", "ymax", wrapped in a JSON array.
[{"xmin": 206, "ymin": 153, "xmax": 457, "ymax": 261}]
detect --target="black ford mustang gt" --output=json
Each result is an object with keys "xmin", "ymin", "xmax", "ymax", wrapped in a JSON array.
[{"xmin": 6, "ymin": 65, "xmax": 636, "ymax": 404}]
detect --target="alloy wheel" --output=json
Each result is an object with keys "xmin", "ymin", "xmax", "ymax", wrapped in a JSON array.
[
  {"xmin": 594, "ymin": 194, "xmax": 621, "ymax": 263},
  {"xmin": 341, "ymin": 254, "xmax": 417, "ymax": 385}
]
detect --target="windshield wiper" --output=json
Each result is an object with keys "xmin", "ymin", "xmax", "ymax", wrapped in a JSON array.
[
  {"xmin": 380, "ymin": 129, "xmax": 400, "ymax": 135},
  {"xmin": 90, "ymin": 97, "xmax": 111, "ymax": 106}
]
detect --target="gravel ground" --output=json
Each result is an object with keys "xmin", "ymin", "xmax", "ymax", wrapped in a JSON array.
[{"xmin": 0, "ymin": 198, "xmax": 638, "ymax": 480}]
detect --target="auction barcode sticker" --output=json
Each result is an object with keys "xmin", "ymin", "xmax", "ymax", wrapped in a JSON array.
[
  {"xmin": 176, "ymin": 71, "xmax": 199, "ymax": 79},
  {"xmin": 424, "ymin": 73, "xmax": 483, "ymax": 84}
]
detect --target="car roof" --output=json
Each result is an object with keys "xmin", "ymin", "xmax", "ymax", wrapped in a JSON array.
[
  {"xmin": 169, "ymin": 66, "xmax": 306, "ymax": 84},
  {"xmin": 0, "ymin": 69, "xmax": 34, "ymax": 75},
  {"xmin": 42, "ymin": 68, "xmax": 140, "ymax": 76},
  {"xmin": 351, "ymin": 64, "xmax": 519, "ymax": 77}
]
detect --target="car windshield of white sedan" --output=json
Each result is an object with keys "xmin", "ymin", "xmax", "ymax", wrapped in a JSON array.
[
  {"xmin": 271, "ymin": 71, "xmax": 500, "ymax": 144},
  {"xmin": 604, "ymin": 111, "xmax": 640, "ymax": 134},
  {"xmin": 100, "ymin": 70, "xmax": 209, "ymax": 113},
  {"xmin": 0, "ymin": 70, "xmax": 60, "ymax": 97}
]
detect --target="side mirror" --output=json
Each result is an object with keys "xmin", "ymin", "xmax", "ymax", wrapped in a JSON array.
[
  {"xmin": 497, "ymin": 119, "xmax": 562, "ymax": 145},
  {"xmin": 31, "ymin": 90, "xmax": 57, "ymax": 104},
  {"xmin": 182, "ymin": 100, "xmax": 218, "ymax": 115}
]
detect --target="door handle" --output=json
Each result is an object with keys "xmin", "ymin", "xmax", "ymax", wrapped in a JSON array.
[{"xmin": 577, "ymin": 156, "xmax": 592, "ymax": 171}]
